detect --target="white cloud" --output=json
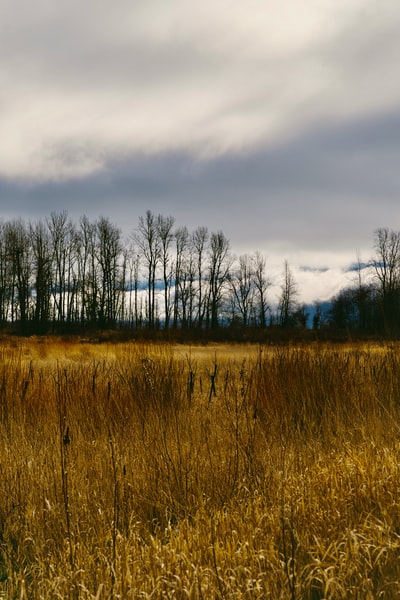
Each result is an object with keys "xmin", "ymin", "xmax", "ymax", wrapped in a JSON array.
[{"xmin": 1, "ymin": 0, "xmax": 399, "ymax": 180}]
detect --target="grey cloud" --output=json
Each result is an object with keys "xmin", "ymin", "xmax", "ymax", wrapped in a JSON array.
[
  {"xmin": 1, "ymin": 109, "xmax": 398, "ymax": 259},
  {"xmin": 299, "ymin": 266, "xmax": 330, "ymax": 273},
  {"xmin": 1, "ymin": 2, "xmax": 224, "ymax": 92}
]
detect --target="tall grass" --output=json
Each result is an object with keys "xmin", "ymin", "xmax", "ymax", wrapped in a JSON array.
[{"xmin": 0, "ymin": 339, "xmax": 400, "ymax": 598}]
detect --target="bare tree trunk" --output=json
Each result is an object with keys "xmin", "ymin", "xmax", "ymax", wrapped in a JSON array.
[{"xmin": 132, "ymin": 211, "xmax": 161, "ymax": 329}]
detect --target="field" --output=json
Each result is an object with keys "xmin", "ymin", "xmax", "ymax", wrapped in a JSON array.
[{"xmin": 1, "ymin": 337, "xmax": 400, "ymax": 598}]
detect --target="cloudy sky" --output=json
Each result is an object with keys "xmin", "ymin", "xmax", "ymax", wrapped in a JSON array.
[{"xmin": 1, "ymin": 0, "xmax": 399, "ymax": 303}]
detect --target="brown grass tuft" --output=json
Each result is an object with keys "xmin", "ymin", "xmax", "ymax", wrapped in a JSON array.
[{"xmin": 0, "ymin": 339, "xmax": 400, "ymax": 597}]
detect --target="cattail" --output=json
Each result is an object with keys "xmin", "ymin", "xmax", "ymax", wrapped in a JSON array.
[{"xmin": 63, "ymin": 426, "xmax": 70, "ymax": 445}]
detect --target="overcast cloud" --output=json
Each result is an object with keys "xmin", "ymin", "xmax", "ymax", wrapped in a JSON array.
[{"xmin": 1, "ymin": 0, "xmax": 399, "ymax": 303}]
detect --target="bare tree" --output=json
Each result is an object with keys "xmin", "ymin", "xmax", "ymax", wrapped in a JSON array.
[
  {"xmin": 47, "ymin": 211, "xmax": 71, "ymax": 325},
  {"xmin": 278, "ymin": 260, "xmax": 298, "ymax": 328},
  {"xmin": 158, "ymin": 215, "xmax": 175, "ymax": 328},
  {"xmin": 372, "ymin": 227, "xmax": 400, "ymax": 333},
  {"xmin": 96, "ymin": 217, "xmax": 123, "ymax": 328},
  {"xmin": 207, "ymin": 231, "xmax": 232, "ymax": 328},
  {"xmin": 373, "ymin": 228, "xmax": 400, "ymax": 295},
  {"xmin": 186, "ymin": 236, "xmax": 197, "ymax": 328},
  {"xmin": 229, "ymin": 254, "xmax": 255, "ymax": 327},
  {"xmin": 0, "ymin": 222, "xmax": 12, "ymax": 324},
  {"xmin": 126, "ymin": 244, "xmax": 141, "ymax": 328},
  {"xmin": 5, "ymin": 220, "xmax": 31, "ymax": 330},
  {"xmin": 252, "ymin": 251, "xmax": 270, "ymax": 327},
  {"xmin": 76, "ymin": 215, "xmax": 99, "ymax": 326},
  {"xmin": 191, "ymin": 226, "xmax": 209, "ymax": 328},
  {"xmin": 133, "ymin": 211, "xmax": 161, "ymax": 328},
  {"xmin": 173, "ymin": 226, "xmax": 189, "ymax": 328},
  {"xmin": 30, "ymin": 221, "xmax": 52, "ymax": 332}
]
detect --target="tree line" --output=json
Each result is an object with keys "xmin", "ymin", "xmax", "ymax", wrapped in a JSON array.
[
  {"xmin": 0, "ymin": 210, "xmax": 304, "ymax": 335},
  {"xmin": 327, "ymin": 227, "xmax": 400, "ymax": 337},
  {"xmin": 1, "ymin": 212, "xmax": 397, "ymax": 338}
]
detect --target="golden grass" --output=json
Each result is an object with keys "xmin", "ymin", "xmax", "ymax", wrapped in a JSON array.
[{"xmin": 0, "ymin": 338, "xmax": 400, "ymax": 598}]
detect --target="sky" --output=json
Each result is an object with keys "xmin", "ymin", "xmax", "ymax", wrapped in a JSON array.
[{"xmin": 1, "ymin": 0, "xmax": 400, "ymax": 304}]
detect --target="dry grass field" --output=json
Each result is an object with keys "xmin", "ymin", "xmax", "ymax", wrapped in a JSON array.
[{"xmin": 1, "ymin": 337, "xmax": 400, "ymax": 598}]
